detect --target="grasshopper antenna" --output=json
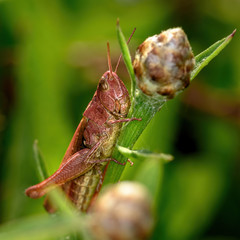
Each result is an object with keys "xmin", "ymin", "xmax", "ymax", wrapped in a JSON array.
[
  {"xmin": 107, "ymin": 42, "xmax": 113, "ymax": 77},
  {"xmin": 114, "ymin": 27, "xmax": 136, "ymax": 73}
]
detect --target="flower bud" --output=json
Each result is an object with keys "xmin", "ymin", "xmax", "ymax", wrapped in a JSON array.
[
  {"xmin": 88, "ymin": 182, "xmax": 153, "ymax": 240},
  {"xmin": 133, "ymin": 28, "xmax": 195, "ymax": 98}
]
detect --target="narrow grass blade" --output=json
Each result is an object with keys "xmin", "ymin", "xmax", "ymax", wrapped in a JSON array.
[
  {"xmin": 47, "ymin": 188, "xmax": 76, "ymax": 217},
  {"xmin": 191, "ymin": 29, "xmax": 236, "ymax": 80},
  {"xmin": 33, "ymin": 141, "xmax": 77, "ymax": 225},
  {"xmin": 33, "ymin": 140, "xmax": 49, "ymax": 181},
  {"xmin": 116, "ymin": 20, "xmax": 136, "ymax": 97},
  {"xmin": 0, "ymin": 214, "xmax": 86, "ymax": 240},
  {"xmin": 117, "ymin": 145, "xmax": 173, "ymax": 163}
]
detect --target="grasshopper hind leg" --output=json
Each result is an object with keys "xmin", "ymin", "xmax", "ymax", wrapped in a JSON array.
[{"xmin": 25, "ymin": 148, "xmax": 93, "ymax": 199}]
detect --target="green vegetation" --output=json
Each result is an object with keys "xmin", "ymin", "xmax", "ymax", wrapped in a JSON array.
[{"xmin": 0, "ymin": 1, "xmax": 239, "ymax": 239}]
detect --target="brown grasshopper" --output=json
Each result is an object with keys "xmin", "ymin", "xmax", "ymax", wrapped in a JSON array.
[{"xmin": 25, "ymin": 32, "xmax": 140, "ymax": 212}]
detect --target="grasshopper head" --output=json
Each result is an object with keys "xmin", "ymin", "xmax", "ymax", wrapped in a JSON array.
[
  {"xmin": 97, "ymin": 71, "xmax": 130, "ymax": 117},
  {"xmin": 97, "ymin": 42, "xmax": 130, "ymax": 118}
]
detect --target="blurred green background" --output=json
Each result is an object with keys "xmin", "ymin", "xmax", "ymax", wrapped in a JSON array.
[{"xmin": 0, "ymin": 0, "xmax": 239, "ymax": 239}]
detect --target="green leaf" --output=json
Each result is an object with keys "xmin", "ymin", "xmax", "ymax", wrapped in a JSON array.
[
  {"xmin": 191, "ymin": 29, "xmax": 236, "ymax": 80},
  {"xmin": 0, "ymin": 189, "xmax": 88, "ymax": 240},
  {"xmin": 117, "ymin": 145, "xmax": 173, "ymax": 163},
  {"xmin": 32, "ymin": 142, "xmax": 81, "ymax": 239},
  {"xmin": 33, "ymin": 140, "xmax": 49, "ymax": 181},
  {"xmin": 116, "ymin": 20, "xmax": 136, "ymax": 98},
  {"xmin": 0, "ymin": 214, "xmax": 86, "ymax": 240}
]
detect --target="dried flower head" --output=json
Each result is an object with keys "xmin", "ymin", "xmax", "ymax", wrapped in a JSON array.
[
  {"xmin": 88, "ymin": 182, "xmax": 153, "ymax": 240},
  {"xmin": 133, "ymin": 27, "xmax": 195, "ymax": 98}
]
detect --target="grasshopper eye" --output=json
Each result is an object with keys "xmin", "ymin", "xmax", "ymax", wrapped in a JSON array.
[{"xmin": 99, "ymin": 78, "xmax": 109, "ymax": 91}]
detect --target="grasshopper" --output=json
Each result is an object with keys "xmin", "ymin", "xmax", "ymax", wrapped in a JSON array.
[{"xmin": 25, "ymin": 32, "xmax": 140, "ymax": 212}]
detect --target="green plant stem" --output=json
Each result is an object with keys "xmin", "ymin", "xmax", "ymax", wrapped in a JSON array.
[{"xmin": 104, "ymin": 88, "xmax": 166, "ymax": 184}]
